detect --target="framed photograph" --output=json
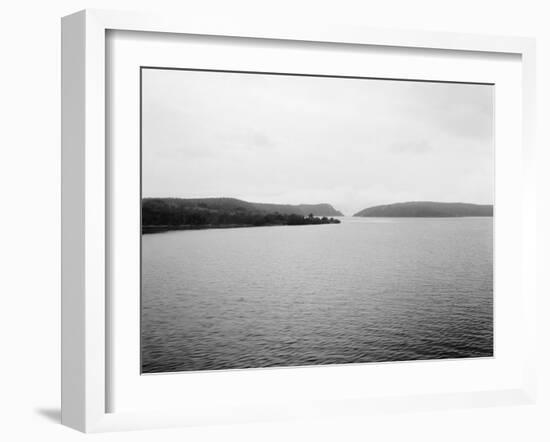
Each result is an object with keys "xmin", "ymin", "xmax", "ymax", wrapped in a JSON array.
[{"xmin": 61, "ymin": 9, "xmax": 537, "ymax": 432}]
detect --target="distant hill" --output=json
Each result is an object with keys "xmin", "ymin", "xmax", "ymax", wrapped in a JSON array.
[
  {"xmin": 141, "ymin": 197, "xmax": 342, "ymax": 232},
  {"xmin": 353, "ymin": 201, "xmax": 493, "ymax": 217},
  {"xmin": 143, "ymin": 197, "xmax": 343, "ymax": 217},
  {"xmin": 143, "ymin": 197, "xmax": 257, "ymax": 214}
]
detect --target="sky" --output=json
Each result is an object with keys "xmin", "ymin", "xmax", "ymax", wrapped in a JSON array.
[{"xmin": 142, "ymin": 68, "xmax": 494, "ymax": 216}]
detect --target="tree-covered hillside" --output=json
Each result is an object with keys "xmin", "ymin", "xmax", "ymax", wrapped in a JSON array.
[
  {"xmin": 354, "ymin": 201, "xmax": 493, "ymax": 217},
  {"xmin": 142, "ymin": 197, "xmax": 342, "ymax": 233}
]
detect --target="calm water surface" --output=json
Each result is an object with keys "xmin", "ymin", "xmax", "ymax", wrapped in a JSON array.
[{"xmin": 141, "ymin": 217, "xmax": 493, "ymax": 373}]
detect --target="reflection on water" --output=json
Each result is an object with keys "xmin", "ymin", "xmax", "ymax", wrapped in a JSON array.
[{"xmin": 141, "ymin": 217, "xmax": 493, "ymax": 373}]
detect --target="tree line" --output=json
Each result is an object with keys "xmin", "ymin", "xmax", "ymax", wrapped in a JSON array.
[{"xmin": 142, "ymin": 199, "xmax": 340, "ymax": 232}]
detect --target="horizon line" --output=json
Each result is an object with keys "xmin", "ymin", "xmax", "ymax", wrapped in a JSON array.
[{"xmin": 141, "ymin": 196, "xmax": 494, "ymax": 215}]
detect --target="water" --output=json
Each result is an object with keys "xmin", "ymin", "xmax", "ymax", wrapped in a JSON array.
[{"xmin": 141, "ymin": 217, "xmax": 493, "ymax": 373}]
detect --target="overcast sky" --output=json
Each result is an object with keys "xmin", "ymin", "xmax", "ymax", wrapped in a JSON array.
[{"xmin": 142, "ymin": 68, "xmax": 494, "ymax": 216}]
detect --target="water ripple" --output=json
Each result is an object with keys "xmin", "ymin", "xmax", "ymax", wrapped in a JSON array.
[{"xmin": 141, "ymin": 217, "xmax": 493, "ymax": 373}]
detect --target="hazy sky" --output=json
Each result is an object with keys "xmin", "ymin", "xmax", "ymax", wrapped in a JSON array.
[{"xmin": 142, "ymin": 68, "xmax": 494, "ymax": 216}]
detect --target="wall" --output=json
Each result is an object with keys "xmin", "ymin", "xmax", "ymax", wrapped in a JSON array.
[{"xmin": 0, "ymin": 1, "xmax": 547, "ymax": 440}]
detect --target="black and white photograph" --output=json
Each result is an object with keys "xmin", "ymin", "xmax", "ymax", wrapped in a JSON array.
[
  {"xmin": 140, "ymin": 67, "xmax": 494, "ymax": 374},
  {"xmin": 2, "ymin": 0, "xmax": 545, "ymax": 438}
]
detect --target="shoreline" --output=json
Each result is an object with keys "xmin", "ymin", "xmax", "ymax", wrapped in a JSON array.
[
  {"xmin": 142, "ymin": 222, "xmax": 339, "ymax": 234},
  {"xmin": 143, "ymin": 224, "xmax": 255, "ymax": 234}
]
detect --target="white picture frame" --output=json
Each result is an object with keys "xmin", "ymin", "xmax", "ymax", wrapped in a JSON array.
[{"xmin": 61, "ymin": 9, "xmax": 537, "ymax": 433}]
